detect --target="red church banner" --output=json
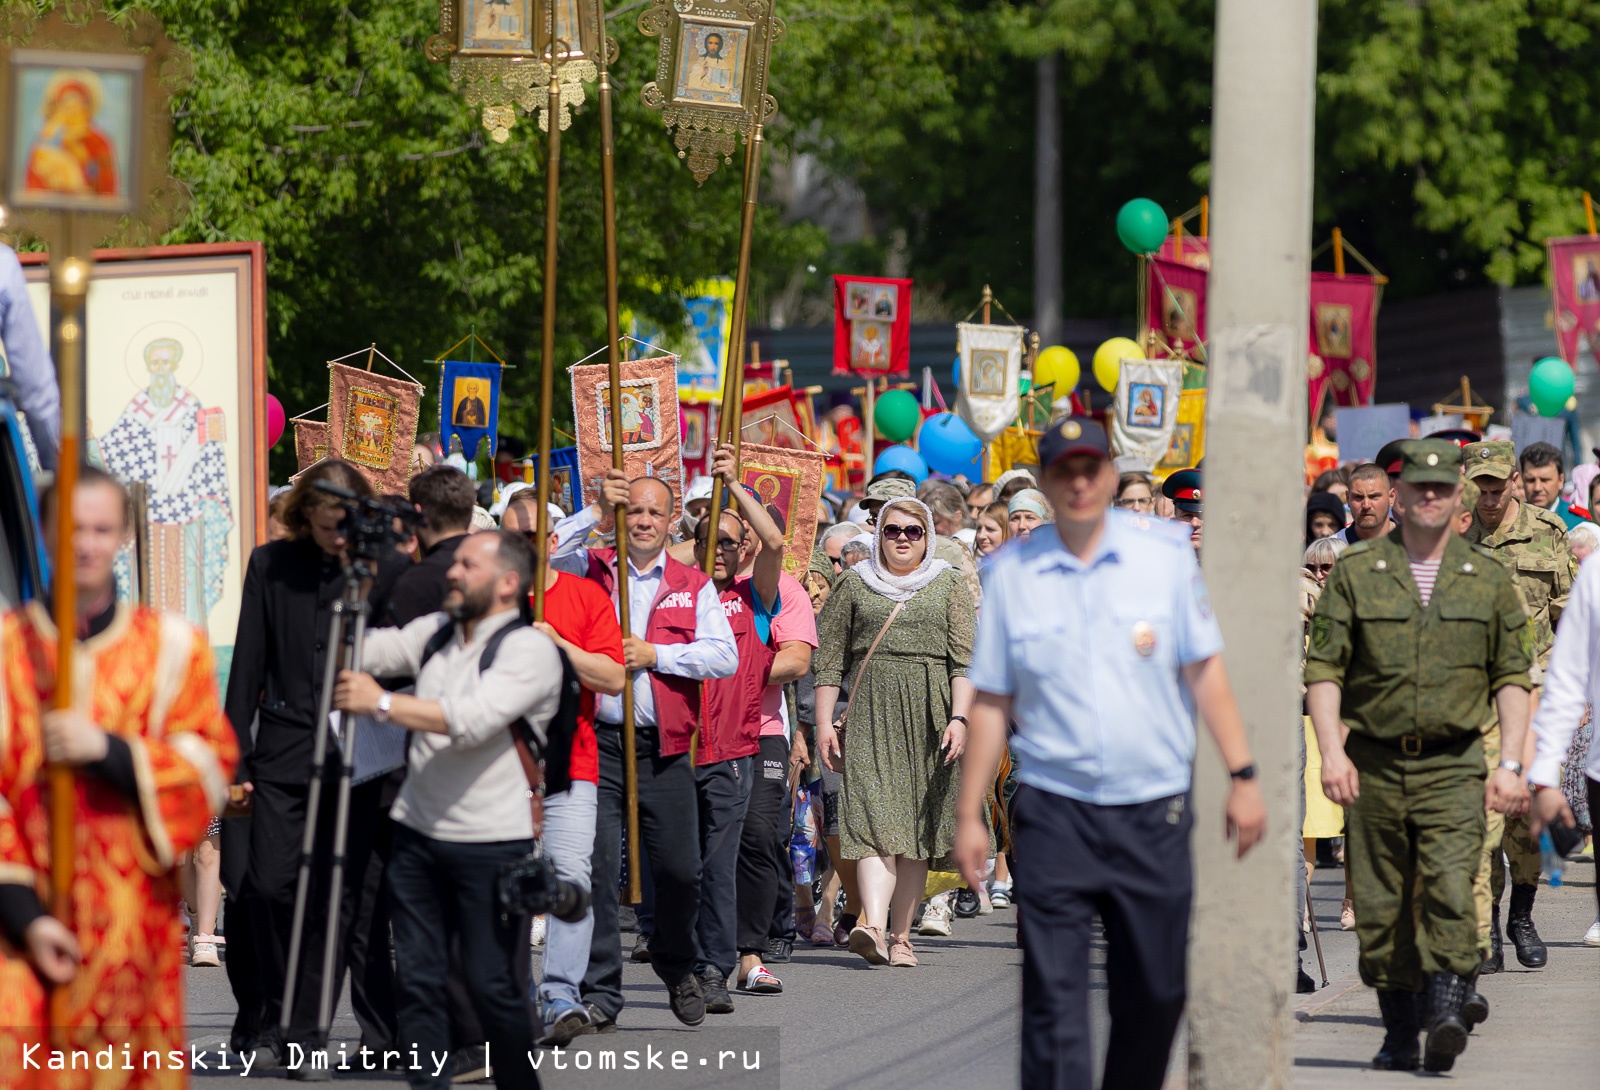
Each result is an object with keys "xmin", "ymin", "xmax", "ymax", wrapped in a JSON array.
[
  {"xmin": 1548, "ymin": 235, "xmax": 1600, "ymax": 369},
  {"xmin": 833, "ymin": 275, "xmax": 913, "ymax": 377},
  {"xmin": 1146, "ymin": 256, "xmax": 1208, "ymax": 360},
  {"xmin": 1307, "ymin": 272, "xmax": 1379, "ymax": 413}
]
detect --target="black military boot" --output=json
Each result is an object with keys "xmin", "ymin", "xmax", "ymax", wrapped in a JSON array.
[
  {"xmin": 1460, "ymin": 968, "xmax": 1489, "ymax": 1029},
  {"xmin": 1481, "ymin": 904, "xmax": 1504, "ymax": 974},
  {"xmin": 1371, "ymin": 990, "xmax": 1421, "ymax": 1071},
  {"xmin": 1507, "ymin": 883, "xmax": 1548, "ymax": 968},
  {"xmin": 1421, "ymin": 972, "xmax": 1470, "ymax": 1073}
]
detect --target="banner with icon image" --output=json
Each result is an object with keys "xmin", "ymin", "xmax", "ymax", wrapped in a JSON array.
[
  {"xmin": 1111, "ymin": 358, "xmax": 1184, "ymax": 472},
  {"xmin": 1306, "ymin": 272, "xmax": 1379, "ymax": 410},
  {"xmin": 1159, "ymin": 388, "xmax": 1207, "ymax": 474},
  {"xmin": 1146, "ymin": 256, "xmax": 1208, "ymax": 360},
  {"xmin": 294, "ymin": 419, "xmax": 329, "ymax": 471},
  {"xmin": 832, "ymin": 274, "xmax": 912, "ymax": 377},
  {"xmin": 738, "ymin": 442, "xmax": 828, "ymax": 576},
  {"xmin": 1548, "ymin": 234, "xmax": 1600, "ymax": 369},
  {"xmin": 327, "ymin": 362, "xmax": 424, "ymax": 495},
  {"xmin": 570, "ymin": 355, "xmax": 685, "ymax": 531},
  {"xmin": 439, "ymin": 359, "xmax": 502, "ymax": 460},
  {"xmin": 954, "ymin": 322, "xmax": 1023, "ymax": 443}
]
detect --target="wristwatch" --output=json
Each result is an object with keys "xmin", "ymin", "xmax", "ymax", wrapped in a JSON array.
[
  {"xmin": 375, "ymin": 692, "xmax": 393, "ymax": 724},
  {"xmin": 1229, "ymin": 763, "xmax": 1257, "ymax": 781},
  {"xmin": 949, "ymin": 715, "xmax": 969, "ymax": 728},
  {"xmin": 1497, "ymin": 759, "xmax": 1524, "ymax": 776}
]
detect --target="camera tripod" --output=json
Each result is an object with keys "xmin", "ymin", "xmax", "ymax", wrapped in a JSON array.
[{"xmin": 279, "ymin": 557, "xmax": 378, "ymax": 1045}]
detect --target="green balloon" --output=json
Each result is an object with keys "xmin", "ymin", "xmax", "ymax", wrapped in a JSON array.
[
  {"xmin": 874, "ymin": 389, "xmax": 922, "ymax": 442},
  {"xmin": 1116, "ymin": 198, "xmax": 1169, "ymax": 255},
  {"xmin": 1529, "ymin": 356, "xmax": 1575, "ymax": 417}
]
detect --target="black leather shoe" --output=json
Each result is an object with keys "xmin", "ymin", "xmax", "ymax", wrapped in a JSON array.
[
  {"xmin": 631, "ymin": 931, "xmax": 652, "ymax": 963},
  {"xmin": 1371, "ymin": 990, "xmax": 1420, "ymax": 1071},
  {"xmin": 450, "ymin": 1044, "xmax": 491, "ymax": 1084},
  {"xmin": 1481, "ymin": 904, "xmax": 1504, "ymax": 974},
  {"xmin": 766, "ymin": 937, "xmax": 793, "ymax": 963},
  {"xmin": 1460, "ymin": 969, "xmax": 1489, "ymax": 1029},
  {"xmin": 1296, "ymin": 967, "xmax": 1317, "ymax": 994},
  {"xmin": 953, "ymin": 888, "xmax": 982, "ymax": 918},
  {"xmin": 1422, "ymin": 972, "xmax": 1470, "ymax": 1073},
  {"xmin": 698, "ymin": 969, "xmax": 735, "ymax": 1014},
  {"xmin": 1507, "ymin": 884, "xmax": 1548, "ymax": 968},
  {"xmin": 668, "ymin": 974, "xmax": 707, "ymax": 1027}
]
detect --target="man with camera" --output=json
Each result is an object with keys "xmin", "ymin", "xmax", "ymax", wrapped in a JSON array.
[
  {"xmin": 334, "ymin": 529, "xmax": 561, "ymax": 1090},
  {"xmin": 552, "ymin": 471, "xmax": 738, "ymax": 1029}
]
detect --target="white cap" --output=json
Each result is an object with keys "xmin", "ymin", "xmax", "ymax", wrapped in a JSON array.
[
  {"xmin": 686, "ymin": 475, "xmax": 715, "ymax": 505},
  {"xmin": 488, "ymin": 480, "xmax": 532, "ymax": 519}
]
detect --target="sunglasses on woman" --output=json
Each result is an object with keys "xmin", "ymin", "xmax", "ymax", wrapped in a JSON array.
[
  {"xmin": 1308, "ymin": 563, "xmax": 1334, "ymax": 574},
  {"xmin": 882, "ymin": 525, "xmax": 926, "ymax": 542}
]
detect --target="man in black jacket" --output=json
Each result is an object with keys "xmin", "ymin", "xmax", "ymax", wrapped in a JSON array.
[
  {"xmin": 223, "ymin": 460, "xmax": 410, "ymax": 1076},
  {"xmin": 385, "ymin": 466, "xmax": 475, "ymax": 626}
]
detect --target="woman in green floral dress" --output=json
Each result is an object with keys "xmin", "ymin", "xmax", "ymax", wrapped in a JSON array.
[{"xmin": 814, "ymin": 497, "xmax": 977, "ymax": 967}]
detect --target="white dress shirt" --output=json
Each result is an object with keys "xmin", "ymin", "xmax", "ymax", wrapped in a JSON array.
[
  {"xmin": 1528, "ymin": 550, "xmax": 1600, "ymax": 789},
  {"xmin": 361, "ymin": 609, "xmax": 560, "ymax": 842},
  {"xmin": 552, "ymin": 506, "xmax": 738, "ymax": 726}
]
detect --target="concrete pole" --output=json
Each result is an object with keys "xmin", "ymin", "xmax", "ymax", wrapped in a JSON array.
[
  {"xmin": 1032, "ymin": 53, "xmax": 1062, "ymax": 347},
  {"xmin": 1187, "ymin": 2, "xmax": 1316, "ymax": 1088}
]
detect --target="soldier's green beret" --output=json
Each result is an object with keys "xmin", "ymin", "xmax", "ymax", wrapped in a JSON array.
[
  {"xmin": 1398, "ymin": 439, "xmax": 1463, "ymax": 485},
  {"xmin": 1462, "ymin": 440, "xmax": 1515, "ymax": 481}
]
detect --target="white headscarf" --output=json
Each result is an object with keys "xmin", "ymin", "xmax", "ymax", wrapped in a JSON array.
[{"xmin": 855, "ymin": 497, "xmax": 951, "ymax": 603}]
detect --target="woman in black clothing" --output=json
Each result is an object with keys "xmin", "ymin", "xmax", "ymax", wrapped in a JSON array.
[{"xmin": 222, "ymin": 460, "xmax": 411, "ymax": 1070}]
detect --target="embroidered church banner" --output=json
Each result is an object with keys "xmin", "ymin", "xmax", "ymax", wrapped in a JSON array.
[
  {"xmin": 1307, "ymin": 273, "xmax": 1379, "ymax": 412},
  {"xmin": 570, "ymin": 355, "xmax": 685, "ymax": 530},
  {"xmin": 1146, "ymin": 256, "xmax": 1208, "ymax": 361},
  {"xmin": 294, "ymin": 419, "xmax": 328, "ymax": 472},
  {"xmin": 954, "ymin": 322, "xmax": 1023, "ymax": 443},
  {"xmin": 1111, "ymin": 358, "xmax": 1184, "ymax": 472},
  {"xmin": 832, "ymin": 275, "xmax": 912, "ymax": 377},
  {"xmin": 1548, "ymin": 235, "xmax": 1600, "ymax": 369},
  {"xmin": 739, "ymin": 442, "xmax": 828, "ymax": 576},
  {"xmin": 439, "ymin": 359, "xmax": 502, "ymax": 460},
  {"xmin": 327, "ymin": 363, "xmax": 424, "ymax": 496}
]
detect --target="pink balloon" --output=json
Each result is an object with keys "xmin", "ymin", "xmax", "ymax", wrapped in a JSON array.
[{"xmin": 265, "ymin": 394, "xmax": 286, "ymax": 448}]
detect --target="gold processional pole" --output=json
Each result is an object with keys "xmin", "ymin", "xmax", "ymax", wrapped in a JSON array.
[
  {"xmin": 594, "ymin": 2, "xmax": 642, "ymax": 905},
  {"xmin": 532, "ymin": 11, "xmax": 563, "ymax": 624}
]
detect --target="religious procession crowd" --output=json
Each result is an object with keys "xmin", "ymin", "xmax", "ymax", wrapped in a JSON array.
[{"xmin": 4, "ymin": 391, "xmax": 1600, "ymax": 1090}]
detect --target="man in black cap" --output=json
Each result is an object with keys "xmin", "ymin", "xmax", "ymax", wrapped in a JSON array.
[
  {"xmin": 957, "ymin": 416, "xmax": 1265, "ymax": 1090},
  {"xmin": 1161, "ymin": 467, "xmax": 1202, "ymax": 556}
]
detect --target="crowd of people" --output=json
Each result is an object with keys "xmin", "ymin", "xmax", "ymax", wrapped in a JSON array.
[{"xmin": 7, "ymin": 397, "xmax": 1600, "ymax": 1090}]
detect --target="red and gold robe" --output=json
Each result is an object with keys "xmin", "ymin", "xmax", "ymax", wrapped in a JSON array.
[{"xmin": 0, "ymin": 604, "xmax": 237, "ymax": 1089}]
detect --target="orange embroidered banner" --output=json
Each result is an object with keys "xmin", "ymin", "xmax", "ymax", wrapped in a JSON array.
[
  {"xmin": 570, "ymin": 355, "xmax": 685, "ymax": 529},
  {"xmin": 294, "ymin": 419, "xmax": 328, "ymax": 471},
  {"xmin": 327, "ymin": 363, "xmax": 424, "ymax": 495},
  {"xmin": 739, "ymin": 442, "xmax": 828, "ymax": 576}
]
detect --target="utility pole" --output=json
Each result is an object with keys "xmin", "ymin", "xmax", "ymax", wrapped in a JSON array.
[
  {"xmin": 1187, "ymin": 1, "xmax": 1316, "ymax": 1087},
  {"xmin": 1033, "ymin": 52, "xmax": 1062, "ymax": 348}
]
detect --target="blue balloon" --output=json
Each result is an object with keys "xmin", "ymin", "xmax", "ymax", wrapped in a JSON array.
[
  {"xmin": 918, "ymin": 412, "xmax": 983, "ymax": 477},
  {"xmin": 951, "ymin": 354, "xmax": 962, "ymax": 388},
  {"xmin": 873, "ymin": 444, "xmax": 929, "ymax": 483}
]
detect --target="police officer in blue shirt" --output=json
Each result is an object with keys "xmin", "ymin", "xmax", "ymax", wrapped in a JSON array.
[{"xmin": 955, "ymin": 417, "xmax": 1267, "ymax": 1090}]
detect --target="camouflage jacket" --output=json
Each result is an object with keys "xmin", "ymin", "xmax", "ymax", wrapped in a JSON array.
[
  {"xmin": 1304, "ymin": 533, "xmax": 1532, "ymax": 744},
  {"xmin": 1465, "ymin": 499, "xmax": 1575, "ymax": 677}
]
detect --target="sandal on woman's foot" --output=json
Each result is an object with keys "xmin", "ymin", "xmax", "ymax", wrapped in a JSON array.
[
  {"xmin": 833, "ymin": 913, "xmax": 857, "ymax": 948},
  {"xmin": 809, "ymin": 919, "xmax": 835, "ymax": 946},
  {"xmin": 1340, "ymin": 899, "xmax": 1355, "ymax": 931},
  {"xmin": 847, "ymin": 925, "xmax": 889, "ymax": 966},
  {"xmin": 888, "ymin": 937, "xmax": 917, "ymax": 967}
]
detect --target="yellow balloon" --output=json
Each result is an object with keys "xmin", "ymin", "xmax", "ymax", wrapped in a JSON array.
[
  {"xmin": 1093, "ymin": 337, "xmax": 1144, "ymax": 392},
  {"xmin": 1034, "ymin": 345, "xmax": 1080, "ymax": 392}
]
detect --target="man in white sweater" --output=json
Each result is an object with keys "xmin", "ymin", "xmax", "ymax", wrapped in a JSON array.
[{"xmin": 335, "ymin": 529, "xmax": 559, "ymax": 1089}]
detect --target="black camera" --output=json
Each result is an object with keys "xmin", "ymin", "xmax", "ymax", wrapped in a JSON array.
[
  {"xmin": 497, "ymin": 848, "xmax": 590, "ymax": 924},
  {"xmin": 312, "ymin": 480, "xmax": 424, "ymax": 563}
]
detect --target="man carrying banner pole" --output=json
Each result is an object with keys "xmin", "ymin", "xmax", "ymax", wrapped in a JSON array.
[{"xmin": 595, "ymin": 0, "xmax": 644, "ymax": 906}]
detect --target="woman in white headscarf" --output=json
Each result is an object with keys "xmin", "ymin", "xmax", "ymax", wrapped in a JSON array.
[{"xmin": 814, "ymin": 497, "xmax": 978, "ymax": 968}]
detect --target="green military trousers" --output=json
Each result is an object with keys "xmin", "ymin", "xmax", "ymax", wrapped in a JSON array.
[{"xmin": 1346, "ymin": 735, "xmax": 1486, "ymax": 990}]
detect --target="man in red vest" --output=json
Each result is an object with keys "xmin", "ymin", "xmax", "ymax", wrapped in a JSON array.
[
  {"xmin": 688, "ymin": 446, "xmax": 789, "ymax": 1014},
  {"xmin": 552, "ymin": 471, "xmax": 738, "ymax": 1030}
]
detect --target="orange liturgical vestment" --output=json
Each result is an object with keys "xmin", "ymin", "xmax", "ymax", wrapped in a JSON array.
[{"xmin": 0, "ymin": 603, "xmax": 237, "ymax": 1089}]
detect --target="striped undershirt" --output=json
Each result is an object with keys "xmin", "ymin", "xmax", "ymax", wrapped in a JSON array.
[{"xmin": 1408, "ymin": 556, "xmax": 1442, "ymax": 606}]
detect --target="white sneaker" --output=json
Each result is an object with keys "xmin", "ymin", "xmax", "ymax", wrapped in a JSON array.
[
  {"xmin": 916, "ymin": 893, "xmax": 953, "ymax": 937},
  {"xmin": 1583, "ymin": 918, "xmax": 1600, "ymax": 947},
  {"xmin": 530, "ymin": 915, "xmax": 547, "ymax": 947}
]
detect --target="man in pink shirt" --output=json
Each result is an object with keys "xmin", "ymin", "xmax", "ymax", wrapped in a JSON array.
[{"xmin": 733, "ymin": 517, "xmax": 818, "ymax": 995}]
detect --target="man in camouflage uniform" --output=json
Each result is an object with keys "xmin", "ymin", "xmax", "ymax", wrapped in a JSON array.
[
  {"xmin": 1463, "ymin": 439, "xmax": 1575, "ymax": 972},
  {"xmin": 1307, "ymin": 440, "xmax": 1531, "ymax": 1074}
]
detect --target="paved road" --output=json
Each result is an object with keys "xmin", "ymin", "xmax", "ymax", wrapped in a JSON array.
[{"xmin": 181, "ymin": 853, "xmax": 1595, "ymax": 1087}]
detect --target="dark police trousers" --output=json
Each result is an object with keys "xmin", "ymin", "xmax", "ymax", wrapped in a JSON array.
[
  {"xmin": 386, "ymin": 824, "xmax": 537, "ymax": 1090},
  {"xmin": 584, "ymin": 723, "xmax": 703, "ymax": 1019},
  {"xmin": 1013, "ymin": 785, "xmax": 1192, "ymax": 1090}
]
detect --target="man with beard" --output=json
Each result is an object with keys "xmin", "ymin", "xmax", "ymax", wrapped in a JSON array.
[{"xmin": 334, "ymin": 530, "xmax": 561, "ymax": 1090}]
